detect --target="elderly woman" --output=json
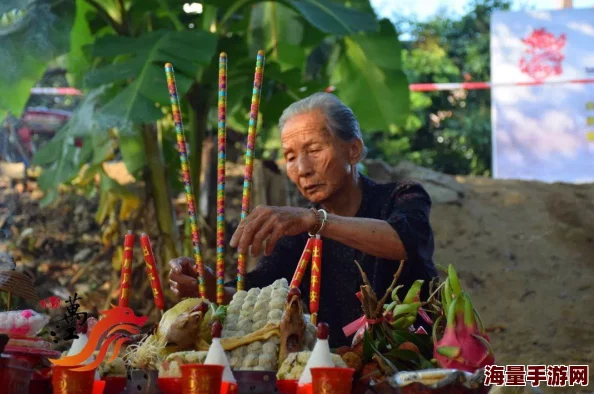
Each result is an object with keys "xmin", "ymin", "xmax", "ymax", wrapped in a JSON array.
[{"xmin": 169, "ymin": 92, "xmax": 438, "ymax": 347}]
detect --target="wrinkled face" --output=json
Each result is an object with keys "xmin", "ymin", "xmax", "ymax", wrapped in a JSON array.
[{"xmin": 281, "ymin": 110, "xmax": 361, "ymax": 203}]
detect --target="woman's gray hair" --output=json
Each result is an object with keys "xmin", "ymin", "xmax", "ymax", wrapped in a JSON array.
[{"xmin": 278, "ymin": 92, "xmax": 367, "ymax": 160}]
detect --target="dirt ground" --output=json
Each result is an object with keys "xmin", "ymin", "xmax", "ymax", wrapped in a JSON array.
[
  {"xmin": 0, "ymin": 166, "xmax": 592, "ymax": 393},
  {"xmin": 430, "ymin": 176, "xmax": 594, "ymax": 393}
]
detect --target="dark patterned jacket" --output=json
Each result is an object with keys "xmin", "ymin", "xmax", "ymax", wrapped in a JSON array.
[{"xmin": 227, "ymin": 174, "xmax": 438, "ymax": 347}]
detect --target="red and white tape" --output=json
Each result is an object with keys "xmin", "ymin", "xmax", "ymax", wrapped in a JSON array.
[
  {"xmin": 30, "ymin": 87, "xmax": 83, "ymax": 96},
  {"xmin": 410, "ymin": 78, "xmax": 594, "ymax": 91},
  {"xmin": 31, "ymin": 78, "xmax": 594, "ymax": 96}
]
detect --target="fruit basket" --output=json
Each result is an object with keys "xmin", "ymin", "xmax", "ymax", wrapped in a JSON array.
[{"xmin": 331, "ymin": 261, "xmax": 498, "ymax": 394}]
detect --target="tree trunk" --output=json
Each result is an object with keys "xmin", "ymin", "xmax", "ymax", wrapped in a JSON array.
[
  {"xmin": 186, "ymin": 83, "xmax": 211, "ymax": 214},
  {"xmin": 141, "ymin": 123, "xmax": 179, "ymax": 266},
  {"xmin": 199, "ymin": 137, "xmax": 217, "ymax": 246}
]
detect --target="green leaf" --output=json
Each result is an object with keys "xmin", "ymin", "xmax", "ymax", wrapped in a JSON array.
[
  {"xmin": 36, "ymin": 146, "xmax": 80, "ymax": 191},
  {"xmin": 90, "ymin": 133, "xmax": 114, "ymax": 165},
  {"xmin": 419, "ymin": 355, "xmax": 435, "ymax": 370},
  {"xmin": 362, "ymin": 329, "xmax": 376, "ymax": 362},
  {"xmin": 403, "ymin": 280, "xmax": 424, "ymax": 304},
  {"xmin": 100, "ymin": 83, "xmax": 164, "ymax": 124},
  {"xmin": 385, "ymin": 349, "xmax": 420, "ymax": 362},
  {"xmin": 39, "ymin": 189, "xmax": 59, "ymax": 208},
  {"xmin": 32, "ymin": 87, "xmax": 109, "ymax": 191},
  {"xmin": 276, "ymin": 42, "xmax": 307, "ymax": 71},
  {"xmin": 0, "ymin": 0, "xmax": 75, "ymax": 117},
  {"xmin": 331, "ymin": 0, "xmax": 376, "ymax": 14},
  {"xmin": 119, "ymin": 131, "xmax": 146, "ymax": 174},
  {"xmin": 290, "ymin": 0, "xmax": 378, "ymax": 35},
  {"xmin": 32, "ymin": 135, "xmax": 67, "ymax": 166},
  {"xmin": 86, "ymin": 29, "xmax": 217, "ymax": 124},
  {"xmin": 352, "ymin": 19, "xmax": 402, "ymax": 71},
  {"xmin": 332, "ymin": 36, "xmax": 409, "ymax": 131},
  {"xmin": 67, "ymin": 0, "xmax": 95, "ymax": 87},
  {"xmin": 260, "ymin": 90, "xmax": 294, "ymax": 129},
  {"xmin": 248, "ymin": 2, "xmax": 307, "ymax": 71}
]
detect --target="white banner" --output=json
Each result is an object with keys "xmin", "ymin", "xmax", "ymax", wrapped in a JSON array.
[{"xmin": 490, "ymin": 8, "xmax": 594, "ymax": 183}]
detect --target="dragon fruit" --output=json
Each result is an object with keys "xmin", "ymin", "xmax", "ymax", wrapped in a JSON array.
[{"xmin": 432, "ymin": 265, "xmax": 494, "ymax": 373}]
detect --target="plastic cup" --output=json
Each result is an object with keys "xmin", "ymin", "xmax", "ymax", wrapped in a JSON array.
[
  {"xmin": 276, "ymin": 379, "xmax": 299, "ymax": 394},
  {"xmin": 297, "ymin": 383, "xmax": 312, "ymax": 394},
  {"xmin": 158, "ymin": 377, "xmax": 183, "ymax": 394},
  {"xmin": 310, "ymin": 367, "xmax": 355, "ymax": 394},
  {"xmin": 51, "ymin": 366, "xmax": 96, "ymax": 394},
  {"xmin": 103, "ymin": 376, "xmax": 127, "ymax": 394},
  {"xmin": 92, "ymin": 380, "xmax": 106, "ymax": 394},
  {"xmin": 181, "ymin": 364, "xmax": 224, "ymax": 394},
  {"xmin": 221, "ymin": 381, "xmax": 238, "ymax": 394}
]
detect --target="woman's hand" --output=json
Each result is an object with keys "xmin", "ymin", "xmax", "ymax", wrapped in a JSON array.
[
  {"xmin": 230, "ymin": 206, "xmax": 316, "ymax": 257},
  {"xmin": 168, "ymin": 257, "xmax": 216, "ymax": 299}
]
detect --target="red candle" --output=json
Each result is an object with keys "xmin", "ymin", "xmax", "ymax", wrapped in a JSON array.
[
  {"xmin": 290, "ymin": 238, "xmax": 314, "ymax": 289},
  {"xmin": 119, "ymin": 231, "xmax": 135, "ymax": 307},
  {"xmin": 309, "ymin": 236, "xmax": 322, "ymax": 325},
  {"xmin": 140, "ymin": 233, "xmax": 166, "ymax": 311}
]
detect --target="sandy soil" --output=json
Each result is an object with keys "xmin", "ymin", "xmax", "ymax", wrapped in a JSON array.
[{"xmin": 430, "ymin": 176, "xmax": 594, "ymax": 393}]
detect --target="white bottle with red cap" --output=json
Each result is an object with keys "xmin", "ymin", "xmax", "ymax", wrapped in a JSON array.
[
  {"xmin": 298, "ymin": 322, "xmax": 333, "ymax": 386},
  {"xmin": 66, "ymin": 318, "xmax": 99, "ymax": 380},
  {"xmin": 204, "ymin": 320, "xmax": 236, "ymax": 384}
]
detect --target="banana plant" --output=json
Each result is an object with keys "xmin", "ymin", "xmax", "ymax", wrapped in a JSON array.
[{"xmin": 7, "ymin": 0, "xmax": 410, "ymax": 273}]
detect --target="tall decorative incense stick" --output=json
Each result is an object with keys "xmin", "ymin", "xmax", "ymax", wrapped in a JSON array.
[
  {"xmin": 237, "ymin": 50, "xmax": 266, "ymax": 291},
  {"xmin": 216, "ymin": 53, "xmax": 228, "ymax": 305},
  {"xmin": 164, "ymin": 63, "xmax": 206, "ymax": 299}
]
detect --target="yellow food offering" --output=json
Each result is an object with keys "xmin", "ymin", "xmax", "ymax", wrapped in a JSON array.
[{"xmin": 276, "ymin": 351, "xmax": 347, "ymax": 380}]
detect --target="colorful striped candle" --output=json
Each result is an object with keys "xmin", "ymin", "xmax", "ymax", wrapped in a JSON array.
[
  {"xmin": 216, "ymin": 53, "xmax": 227, "ymax": 305},
  {"xmin": 237, "ymin": 50, "xmax": 266, "ymax": 291},
  {"xmin": 164, "ymin": 63, "xmax": 206, "ymax": 299}
]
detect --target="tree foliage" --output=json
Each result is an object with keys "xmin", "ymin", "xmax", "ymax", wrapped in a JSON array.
[
  {"xmin": 0, "ymin": 0, "xmax": 411, "ymax": 262},
  {"xmin": 2, "ymin": 0, "xmax": 410, "ymax": 193},
  {"xmin": 367, "ymin": 0, "xmax": 512, "ymax": 176}
]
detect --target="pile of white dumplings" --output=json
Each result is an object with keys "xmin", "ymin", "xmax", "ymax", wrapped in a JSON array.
[{"xmin": 222, "ymin": 278, "xmax": 316, "ymax": 371}]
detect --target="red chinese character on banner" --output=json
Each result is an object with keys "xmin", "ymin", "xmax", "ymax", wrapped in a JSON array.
[
  {"xmin": 518, "ymin": 28, "xmax": 566, "ymax": 82},
  {"xmin": 568, "ymin": 365, "xmax": 589, "ymax": 386},
  {"xmin": 505, "ymin": 365, "xmax": 526, "ymax": 386},
  {"xmin": 526, "ymin": 365, "xmax": 547, "ymax": 387},
  {"xmin": 484, "ymin": 365, "xmax": 505, "ymax": 386},
  {"xmin": 547, "ymin": 365, "xmax": 568, "ymax": 387}
]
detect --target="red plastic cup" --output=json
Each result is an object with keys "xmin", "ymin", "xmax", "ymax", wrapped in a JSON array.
[
  {"xmin": 277, "ymin": 379, "xmax": 299, "ymax": 394},
  {"xmin": 92, "ymin": 380, "xmax": 106, "ymax": 394},
  {"xmin": 181, "ymin": 364, "xmax": 224, "ymax": 394},
  {"xmin": 297, "ymin": 383, "xmax": 312, "ymax": 394},
  {"xmin": 103, "ymin": 376, "xmax": 126, "ymax": 394},
  {"xmin": 158, "ymin": 377, "xmax": 183, "ymax": 394},
  {"xmin": 310, "ymin": 367, "xmax": 355, "ymax": 394},
  {"xmin": 51, "ymin": 366, "xmax": 96, "ymax": 394},
  {"xmin": 221, "ymin": 381, "xmax": 238, "ymax": 394}
]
